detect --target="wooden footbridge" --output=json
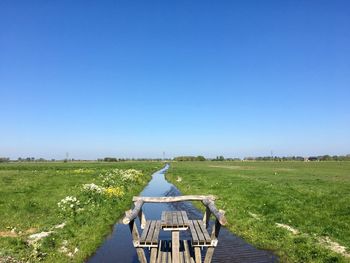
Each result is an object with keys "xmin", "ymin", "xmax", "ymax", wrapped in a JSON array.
[{"xmin": 123, "ymin": 195, "xmax": 227, "ymax": 263}]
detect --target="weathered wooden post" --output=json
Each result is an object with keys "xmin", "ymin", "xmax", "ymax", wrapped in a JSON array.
[
  {"xmin": 203, "ymin": 206, "xmax": 211, "ymax": 228},
  {"xmin": 125, "ymin": 205, "xmax": 147, "ymax": 263},
  {"xmin": 138, "ymin": 207, "xmax": 146, "ymax": 229},
  {"xmin": 202, "ymin": 199, "xmax": 227, "ymax": 263}
]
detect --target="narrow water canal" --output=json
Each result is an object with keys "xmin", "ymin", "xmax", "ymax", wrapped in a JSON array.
[{"xmin": 88, "ymin": 165, "xmax": 278, "ymax": 263}]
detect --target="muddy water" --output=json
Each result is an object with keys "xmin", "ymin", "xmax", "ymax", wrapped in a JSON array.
[{"xmin": 88, "ymin": 165, "xmax": 278, "ymax": 263}]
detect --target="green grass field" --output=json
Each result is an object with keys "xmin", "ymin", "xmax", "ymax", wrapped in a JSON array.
[
  {"xmin": 0, "ymin": 161, "xmax": 163, "ymax": 262},
  {"xmin": 166, "ymin": 161, "xmax": 350, "ymax": 263}
]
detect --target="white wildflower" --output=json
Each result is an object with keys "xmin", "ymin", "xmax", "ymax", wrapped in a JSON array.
[
  {"xmin": 57, "ymin": 196, "xmax": 81, "ymax": 215},
  {"xmin": 82, "ymin": 183, "xmax": 104, "ymax": 194}
]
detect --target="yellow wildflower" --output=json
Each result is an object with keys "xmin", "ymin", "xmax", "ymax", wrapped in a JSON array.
[{"xmin": 104, "ymin": 187, "xmax": 125, "ymax": 198}]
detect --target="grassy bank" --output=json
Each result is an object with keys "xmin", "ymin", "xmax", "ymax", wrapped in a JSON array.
[
  {"xmin": 166, "ymin": 161, "xmax": 350, "ymax": 263},
  {"xmin": 0, "ymin": 161, "xmax": 163, "ymax": 262}
]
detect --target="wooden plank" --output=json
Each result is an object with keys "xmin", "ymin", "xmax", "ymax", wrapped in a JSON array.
[
  {"xmin": 166, "ymin": 212, "xmax": 172, "ymax": 227},
  {"xmin": 136, "ymin": 247, "xmax": 147, "ymax": 263},
  {"xmin": 177, "ymin": 211, "xmax": 184, "ymax": 226},
  {"xmin": 172, "ymin": 211, "xmax": 179, "ymax": 227},
  {"xmin": 172, "ymin": 231, "xmax": 180, "ymax": 263},
  {"xmin": 150, "ymin": 247, "xmax": 158, "ymax": 263},
  {"xmin": 146, "ymin": 221, "xmax": 156, "ymax": 244},
  {"xmin": 161, "ymin": 241, "xmax": 167, "ymax": 263},
  {"xmin": 140, "ymin": 221, "xmax": 151, "ymax": 243},
  {"xmin": 164, "ymin": 212, "xmax": 169, "ymax": 226},
  {"xmin": 202, "ymin": 207, "xmax": 211, "ymax": 228},
  {"xmin": 139, "ymin": 208, "xmax": 146, "ymax": 229},
  {"xmin": 197, "ymin": 220, "xmax": 211, "ymax": 244},
  {"xmin": 129, "ymin": 219, "xmax": 141, "ymax": 247},
  {"xmin": 181, "ymin": 211, "xmax": 189, "ymax": 225},
  {"xmin": 204, "ymin": 247, "xmax": 215, "ymax": 263},
  {"xmin": 161, "ymin": 212, "xmax": 167, "ymax": 227},
  {"xmin": 188, "ymin": 221, "xmax": 199, "ymax": 245},
  {"xmin": 129, "ymin": 220, "xmax": 140, "ymax": 241},
  {"xmin": 161, "ymin": 211, "xmax": 166, "ymax": 225},
  {"xmin": 183, "ymin": 240, "xmax": 191, "ymax": 263},
  {"xmin": 152, "ymin": 221, "xmax": 161, "ymax": 244},
  {"xmin": 167, "ymin": 241, "xmax": 172, "ymax": 263},
  {"xmin": 157, "ymin": 240, "xmax": 162, "ymax": 263},
  {"xmin": 170, "ymin": 212, "xmax": 174, "ymax": 227},
  {"xmin": 180, "ymin": 251, "xmax": 184, "ymax": 263},
  {"xmin": 210, "ymin": 219, "xmax": 221, "ymax": 241},
  {"xmin": 194, "ymin": 247, "xmax": 201, "ymax": 263},
  {"xmin": 133, "ymin": 195, "xmax": 216, "ymax": 203},
  {"xmin": 193, "ymin": 220, "xmax": 205, "ymax": 245}
]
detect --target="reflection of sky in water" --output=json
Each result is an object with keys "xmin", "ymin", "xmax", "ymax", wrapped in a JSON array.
[{"xmin": 88, "ymin": 164, "xmax": 278, "ymax": 263}]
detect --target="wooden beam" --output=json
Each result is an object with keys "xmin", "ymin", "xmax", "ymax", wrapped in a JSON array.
[
  {"xmin": 204, "ymin": 247, "xmax": 215, "ymax": 263},
  {"xmin": 128, "ymin": 217, "xmax": 147, "ymax": 262},
  {"xmin": 202, "ymin": 207, "xmax": 211, "ymax": 229},
  {"xmin": 136, "ymin": 248, "xmax": 147, "ymax": 263},
  {"xmin": 128, "ymin": 218, "xmax": 141, "ymax": 247},
  {"xmin": 194, "ymin": 247, "xmax": 201, "ymax": 263},
  {"xmin": 156, "ymin": 240, "xmax": 162, "ymax": 263},
  {"xmin": 123, "ymin": 200, "xmax": 144, "ymax": 224},
  {"xmin": 132, "ymin": 195, "xmax": 216, "ymax": 203},
  {"xmin": 210, "ymin": 219, "xmax": 221, "ymax": 247},
  {"xmin": 150, "ymin": 247, "xmax": 158, "ymax": 263},
  {"xmin": 183, "ymin": 240, "xmax": 191, "ymax": 263},
  {"xmin": 202, "ymin": 199, "xmax": 227, "ymax": 226},
  {"xmin": 172, "ymin": 231, "xmax": 180, "ymax": 263},
  {"xmin": 138, "ymin": 207, "xmax": 146, "ymax": 229}
]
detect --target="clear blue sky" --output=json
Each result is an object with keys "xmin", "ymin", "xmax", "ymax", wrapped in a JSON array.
[{"xmin": 1, "ymin": 1, "xmax": 349, "ymax": 159}]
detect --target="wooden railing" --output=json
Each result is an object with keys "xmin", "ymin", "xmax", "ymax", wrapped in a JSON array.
[{"xmin": 123, "ymin": 195, "xmax": 227, "ymax": 226}]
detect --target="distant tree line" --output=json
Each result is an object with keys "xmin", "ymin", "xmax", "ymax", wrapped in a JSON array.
[
  {"xmin": 243, "ymin": 155, "xmax": 350, "ymax": 161},
  {"xmin": 17, "ymin": 157, "xmax": 56, "ymax": 162},
  {"xmin": 244, "ymin": 156, "xmax": 304, "ymax": 161},
  {"xmin": 174, "ymin": 156, "xmax": 206, "ymax": 161},
  {"xmin": 2, "ymin": 157, "xmax": 169, "ymax": 163},
  {"xmin": 98, "ymin": 157, "xmax": 168, "ymax": 162},
  {"xmin": 0, "ymin": 157, "xmax": 54, "ymax": 162},
  {"xmin": 173, "ymin": 155, "xmax": 350, "ymax": 162},
  {"xmin": 1, "ymin": 154, "xmax": 350, "ymax": 163}
]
